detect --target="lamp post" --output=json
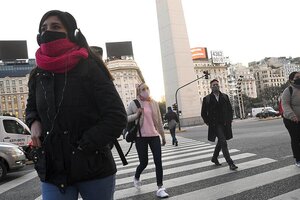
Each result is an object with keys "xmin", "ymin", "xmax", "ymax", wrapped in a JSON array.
[
  {"xmin": 236, "ymin": 76, "xmax": 245, "ymax": 119},
  {"xmin": 175, "ymin": 71, "xmax": 209, "ymax": 130}
]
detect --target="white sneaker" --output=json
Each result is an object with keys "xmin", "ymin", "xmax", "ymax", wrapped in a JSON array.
[
  {"xmin": 133, "ymin": 177, "xmax": 141, "ymax": 189},
  {"xmin": 156, "ymin": 187, "xmax": 169, "ymax": 198},
  {"xmin": 295, "ymin": 161, "xmax": 300, "ymax": 167}
]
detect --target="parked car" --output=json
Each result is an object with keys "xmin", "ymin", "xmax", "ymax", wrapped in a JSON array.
[
  {"xmin": 0, "ymin": 142, "xmax": 26, "ymax": 181},
  {"xmin": 256, "ymin": 109, "xmax": 280, "ymax": 118}
]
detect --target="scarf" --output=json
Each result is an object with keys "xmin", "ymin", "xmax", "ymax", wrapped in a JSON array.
[{"xmin": 35, "ymin": 38, "xmax": 88, "ymax": 73}]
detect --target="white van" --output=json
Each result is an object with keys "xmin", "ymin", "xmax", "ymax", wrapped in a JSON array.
[{"xmin": 0, "ymin": 116, "xmax": 31, "ymax": 148}]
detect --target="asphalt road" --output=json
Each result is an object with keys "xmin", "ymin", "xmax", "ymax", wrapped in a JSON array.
[{"xmin": 0, "ymin": 117, "xmax": 299, "ymax": 200}]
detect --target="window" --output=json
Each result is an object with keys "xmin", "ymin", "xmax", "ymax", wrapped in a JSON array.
[{"xmin": 3, "ymin": 120, "xmax": 26, "ymax": 135}]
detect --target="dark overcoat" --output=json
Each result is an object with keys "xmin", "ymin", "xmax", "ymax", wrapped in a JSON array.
[
  {"xmin": 201, "ymin": 92, "xmax": 233, "ymax": 142},
  {"xmin": 25, "ymin": 57, "xmax": 127, "ymax": 190}
]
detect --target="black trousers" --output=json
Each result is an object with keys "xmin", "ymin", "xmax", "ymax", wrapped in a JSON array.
[
  {"xmin": 169, "ymin": 127, "xmax": 177, "ymax": 145},
  {"xmin": 135, "ymin": 136, "xmax": 163, "ymax": 187},
  {"xmin": 283, "ymin": 118, "xmax": 300, "ymax": 162},
  {"xmin": 212, "ymin": 124, "xmax": 233, "ymax": 165}
]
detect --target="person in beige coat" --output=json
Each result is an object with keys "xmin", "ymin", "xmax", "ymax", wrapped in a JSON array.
[{"xmin": 126, "ymin": 83, "xmax": 168, "ymax": 198}]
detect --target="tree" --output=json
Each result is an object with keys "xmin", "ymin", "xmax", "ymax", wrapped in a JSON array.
[{"xmin": 260, "ymin": 83, "xmax": 288, "ymax": 110}]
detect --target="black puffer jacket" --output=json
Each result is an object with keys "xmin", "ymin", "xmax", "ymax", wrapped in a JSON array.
[{"xmin": 25, "ymin": 57, "xmax": 127, "ymax": 190}]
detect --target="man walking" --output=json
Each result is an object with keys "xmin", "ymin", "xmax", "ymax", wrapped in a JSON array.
[
  {"xmin": 201, "ymin": 79, "xmax": 238, "ymax": 170},
  {"xmin": 165, "ymin": 107, "xmax": 179, "ymax": 146}
]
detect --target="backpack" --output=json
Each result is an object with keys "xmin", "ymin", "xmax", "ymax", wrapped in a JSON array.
[
  {"xmin": 279, "ymin": 86, "xmax": 293, "ymax": 117},
  {"xmin": 124, "ymin": 99, "xmax": 142, "ymax": 156}
]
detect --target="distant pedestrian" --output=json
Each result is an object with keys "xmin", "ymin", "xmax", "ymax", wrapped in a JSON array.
[
  {"xmin": 126, "ymin": 83, "xmax": 169, "ymax": 198},
  {"xmin": 201, "ymin": 79, "xmax": 238, "ymax": 170},
  {"xmin": 282, "ymin": 71, "xmax": 300, "ymax": 167},
  {"xmin": 165, "ymin": 106, "xmax": 179, "ymax": 146}
]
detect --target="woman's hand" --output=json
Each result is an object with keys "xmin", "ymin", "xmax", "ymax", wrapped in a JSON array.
[
  {"xmin": 137, "ymin": 108, "xmax": 143, "ymax": 117},
  {"xmin": 291, "ymin": 116, "xmax": 299, "ymax": 123},
  {"xmin": 31, "ymin": 120, "xmax": 42, "ymax": 147}
]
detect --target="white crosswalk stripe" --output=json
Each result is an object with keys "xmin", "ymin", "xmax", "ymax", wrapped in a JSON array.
[{"xmin": 1, "ymin": 135, "xmax": 300, "ymax": 200}]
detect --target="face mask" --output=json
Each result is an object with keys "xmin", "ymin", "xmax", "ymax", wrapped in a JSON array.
[
  {"xmin": 39, "ymin": 31, "xmax": 67, "ymax": 44},
  {"xmin": 211, "ymin": 85, "xmax": 219, "ymax": 92},
  {"xmin": 294, "ymin": 78, "xmax": 300, "ymax": 85},
  {"xmin": 140, "ymin": 90, "xmax": 150, "ymax": 99}
]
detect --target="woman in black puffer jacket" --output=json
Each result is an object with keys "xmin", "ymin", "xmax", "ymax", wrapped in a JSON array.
[{"xmin": 25, "ymin": 10, "xmax": 127, "ymax": 200}]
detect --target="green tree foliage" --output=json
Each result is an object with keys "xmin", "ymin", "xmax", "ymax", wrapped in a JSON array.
[{"xmin": 260, "ymin": 82, "xmax": 289, "ymax": 109}]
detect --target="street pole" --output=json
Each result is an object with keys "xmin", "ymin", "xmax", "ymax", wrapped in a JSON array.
[{"xmin": 175, "ymin": 71, "xmax": 209, "ymax": 130}]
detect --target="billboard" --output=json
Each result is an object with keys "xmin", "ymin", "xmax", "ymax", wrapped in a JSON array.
[
  {"xmin": 191, "ymin": 47, "xmax": 208, "ymax": 60},
  {"xmin": 211, "ymin": 50, "xmax": 225, "ymax": 64},
  {"xmin": 106, "ymin": 41, "xmax": 134, "ymax": 59},
  {"xmin": 0, "ymin": 40, "xmax": 28, "ymax": 61}
]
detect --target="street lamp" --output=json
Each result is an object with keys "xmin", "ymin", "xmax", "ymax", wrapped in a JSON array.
[
  {"xmin": 175, "ymin": 71, "xmax": 209, "ymax": 130},
  {"xmin": 236, "ymin": 76, "xmax": 245, "ymax": 119}
]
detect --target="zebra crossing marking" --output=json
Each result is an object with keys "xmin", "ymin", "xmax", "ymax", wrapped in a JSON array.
[
  {"xmin": 168, "ymin": 165, "xmax": 300, "ymax": 200},
  {"xmin": 114, "ymin": 158, "xmax": 276, "ymax": 199},
  {"xmin": 268, "ymin": 188, "xmax": 300, "ymax": 200},
  {"xmin": 116, "ymin": 149, "xmax": 240, "ymax": 175},
  {"xmin": 0, "ymin": 171, "xmax": 37, "ymax": 194},
  {"xmin": 116, "ymin": 153, "xmax": 256, "ymax": 185}
]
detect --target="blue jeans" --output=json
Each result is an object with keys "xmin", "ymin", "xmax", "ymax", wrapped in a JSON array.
[{"xmin": 42, "ymin": 174, "xmax": 115, "ymax": 200}]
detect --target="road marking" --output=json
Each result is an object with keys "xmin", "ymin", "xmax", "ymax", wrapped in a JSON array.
[
  {"xmin": 0, "ymin": 171, "xmax": 37, "ymax": 194},
  {"xmin": 168, "ymin": 165, "xmax": 300, "ymax": 200},
  {"xmin": 116, "ymin": 149, "xmax": 240, "ymax": 175},
  {"xmin": 114, "ymin": 158, "xmax": 276, "ymax": 199},
  {"xmin": 269, "ymin": 188, "xmax": 300, "ymax": 200},
  {"xmin": 115, "ymin": 143, "xmax": 214, "ymax": 165},
  {"xmin": 116, "ymin": 153, "xmax": 255, "ymax": 185}
]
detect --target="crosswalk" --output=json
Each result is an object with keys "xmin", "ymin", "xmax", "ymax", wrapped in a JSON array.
[
  {"xmin": 1, "ymin": 135, "xmax": 300, "ymax": 200},
  {"xmin": 113, "ymin": 135, "xmax": 300, "ymax": 200}
]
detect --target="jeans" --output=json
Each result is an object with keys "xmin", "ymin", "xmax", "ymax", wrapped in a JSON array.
[
  {"xmin": 135, "ymin": 136, "xmax": 163, "ymax": 187},
  {"xmin": 42, "ymin": 174, "xmax": 115, "ymax": 200},
  {"xmin": 212, "ymin": 124, "xmax": 233, "ymax": 165},
  {"xmin": 283, "ymin": 118, "xmax": 300, "ymax": 161}
]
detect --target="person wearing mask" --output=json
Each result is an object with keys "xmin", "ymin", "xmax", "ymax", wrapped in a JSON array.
[
  {"xmin": 165, "ymin": 106, "xmax": 179, "ymax": 146},
  {"xmin": 26, "ymin": 10, "xmax": 127, "ymax": 200},
  {"xmin": 201, "ymin": 79, "xmax": 238, "ymax": 170},
  {"xmin": 126, "ymin": 83, "xmax": 169, "ymax": 198},
  {"xmin": 282, "ymin": 71, "xmax": 300, "ymax": 167}
]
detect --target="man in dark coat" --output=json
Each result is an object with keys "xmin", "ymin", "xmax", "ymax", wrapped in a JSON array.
[
  {"xmin": 164, "ymin": 106, "xmax": 179, "ymax": 146},
  {"xmin": 201, "ymin": 79, "xmax": 238, "ymax": 170}
]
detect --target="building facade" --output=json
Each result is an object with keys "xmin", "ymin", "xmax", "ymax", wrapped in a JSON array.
[
  {"xmin": 249, "ymin": 57, "xmax": 288, "ymax": 96},
  {"xmin": 0, "ymin": 60, "xmax": 35, "ymax": 120},
  {"xmin": 106, "ymin": 59, "xmax": 145, "ymax": 108}
]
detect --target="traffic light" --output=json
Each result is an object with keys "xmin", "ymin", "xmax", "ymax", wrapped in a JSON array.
[
  {"xmin": 203, "ymin": 70, "xmax": 209, "ymax": 79},
  {"xmin": 172, "ymin": 103, "xmax": 178, "ymax": 111}
]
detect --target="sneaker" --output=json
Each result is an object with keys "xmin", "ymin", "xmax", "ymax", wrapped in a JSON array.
[
  {"xmin": 295, "ymin": 161, "xmax": 300, "ymax": 167},
  {"xmin": 133, "ymin": 177, "xmax": 141, "ymax": 189},
  {"xmin": 156, "ymin": 187, "xmax": 169, "ymax": 198},
  {"xmin": 229, "ymin": 163, "xmax": 238, "ymax": 170},
  {"xmin": 175, "ymin": 141, "xmax": 178, "ymax": 146}
]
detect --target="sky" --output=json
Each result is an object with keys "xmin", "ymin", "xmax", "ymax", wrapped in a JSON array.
[{"xmin": 1, "ymin": 0, "xmax": 300, "ymax": 101}]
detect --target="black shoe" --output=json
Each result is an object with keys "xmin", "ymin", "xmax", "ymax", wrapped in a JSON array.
[
  {"xmin": 229, "ymin": 163, "xmax": 238, "ymax": 170},
  {"xmin": 211, "ymin": 157, "xmax": 221, "ymax": 166},
  {"xmin": 175, "ymin": 141, "xmax": 178, "ymax": 146}
]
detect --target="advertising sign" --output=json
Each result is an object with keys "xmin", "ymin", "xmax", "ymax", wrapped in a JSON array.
[
  {"xmin": 211, "ymin": 50, "xmax": 224, "ymax": 64},
  {"xmin": 191, "ymin": 47, "xmax": 208, "ymax": 60}
]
